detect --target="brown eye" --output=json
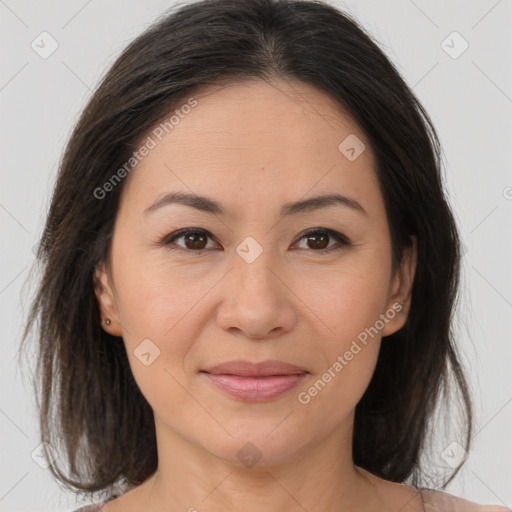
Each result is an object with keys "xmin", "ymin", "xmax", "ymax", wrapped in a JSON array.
[
  {"xmin": 163, "ymin": 229, "xmax": 217, "ymax": 252},
  {"xmin": 305, "ymin": 231, "xmax": 329, "ymax": 249},
  {"xmin": 162, "ymin": 227, "xmax": 350, "ymax": 254},
  {"xmin": 293, "ymin": 228, "xmax": 350, "ymax": 252},
  {"xmin": 182, "ymin": 231, "xmax": 208, "ymax": 250}
]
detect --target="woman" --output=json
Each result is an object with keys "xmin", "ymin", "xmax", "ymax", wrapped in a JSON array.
[{"xmin": 21, "ymin": 0, "xmax": 510, "ymax": 511}]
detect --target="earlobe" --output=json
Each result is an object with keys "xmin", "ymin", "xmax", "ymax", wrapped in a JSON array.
[
  {"xmin": 382, "ymin": 236, "xmax": 417, "ymax": 337},
  {"xmin": 94, "ymin": 262, "xmax": 123, "ymax": 336}
]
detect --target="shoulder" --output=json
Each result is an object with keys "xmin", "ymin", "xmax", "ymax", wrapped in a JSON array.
[
  {"xmin": 69, "ymin": 494, "xmax": 120, "ymax": 512},
  {"xmin": 69, "ymin": 505, "xmax": 102, "ymax": 512},
  {"xmin": 420, "ymin": 488, "xmax": 511, "ymax": 512}
]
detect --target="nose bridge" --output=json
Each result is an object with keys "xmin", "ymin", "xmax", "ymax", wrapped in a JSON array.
[
  {"xmin": 216, "ymin": 235, "xmax": 295, "ymax": 338},
  {"xmin": 234, "ymin": 234, "xmax": 282, "ymax": 304}
]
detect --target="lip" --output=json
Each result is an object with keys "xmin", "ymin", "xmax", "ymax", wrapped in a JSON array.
[
  {"xmin": 203, "ymin": 359, "xmax": 308, "ymax": 377},
  {"xmin": 201, "ymin": 360, "xmax": 309, "ymax": 402}
]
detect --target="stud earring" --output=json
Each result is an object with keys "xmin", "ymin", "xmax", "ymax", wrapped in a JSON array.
[{"xmin": 104, "ymin": 318, "xmax": 111, "ymax": 326}]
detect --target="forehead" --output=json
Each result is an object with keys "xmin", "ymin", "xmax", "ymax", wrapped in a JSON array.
[{"xmin": 120, "ymin": 78, "xmax": 381, "ymax": 219}]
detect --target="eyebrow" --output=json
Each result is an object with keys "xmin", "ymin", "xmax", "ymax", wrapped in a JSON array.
[{"xmin": 143, "ymin": 191, "xmax": 367, "ymax": 218}]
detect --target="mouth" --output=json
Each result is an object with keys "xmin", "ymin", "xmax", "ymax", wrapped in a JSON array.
[{"xmin": 200, "ymin": 360, "xmax": 309, "ymax": 402}]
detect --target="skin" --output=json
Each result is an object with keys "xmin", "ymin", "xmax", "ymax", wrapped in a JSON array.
[{"xmin": 95, "ymin": 78, "xmax": 419, "ymax": 512}]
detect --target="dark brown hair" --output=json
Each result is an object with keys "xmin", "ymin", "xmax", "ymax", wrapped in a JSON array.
[{"xmin": 20, "ymin": 0, "xmax": 472, "ymax": 500}]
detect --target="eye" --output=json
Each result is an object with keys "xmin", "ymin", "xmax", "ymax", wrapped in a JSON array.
[
  {"xmin": 160, "ymin": 227, "xmax": 350, "ymax": 253},
  {"xmin": 162, "ymin": 228, "xmax": 219, "ymax": 252},
  {"xmin": 292, "ymin": 228, "xmax": 351, "ymax": 252}
]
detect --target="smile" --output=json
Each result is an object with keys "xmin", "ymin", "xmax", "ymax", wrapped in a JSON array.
[{"xmin": 201, "ymin": 372, "xmax": 308, "ymax": 402}]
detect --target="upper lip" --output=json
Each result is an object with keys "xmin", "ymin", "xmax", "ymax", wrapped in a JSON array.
[{"xmin": 202, "ymin": 360, "xmax": 308, "ymax": 377}]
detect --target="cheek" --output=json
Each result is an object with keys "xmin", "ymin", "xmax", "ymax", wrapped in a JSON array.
[
  {"xmin": 113, "ymin": 249, "xmax": 211, "ymax": 335},
  {"xmin": 297, "ymin": 280, "xmax": 384, "ymax": 426},
  {"xmin": 299, "ymin": 256, "xmax": 391, "ymax": 342},
  {"xmin": 112, "ymin": 253, "xmax": 222, "ymax": 390},
  {"xmin": 293, "ymin": 257, "xmax": 390, "ymax": 407},
  {"xmin": 113, "ymin": 261, "xmax": 203, "ymax": 412}
]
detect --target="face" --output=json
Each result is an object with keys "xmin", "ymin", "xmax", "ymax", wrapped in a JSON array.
[{"xmin": 95, "ymin": 78, "xmax": 416, "ymax": 468}]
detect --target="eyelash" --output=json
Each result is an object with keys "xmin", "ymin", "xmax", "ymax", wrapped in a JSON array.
[{"xmin": 160, "ymin": 227, "xmax": 351, "ymax": 254}]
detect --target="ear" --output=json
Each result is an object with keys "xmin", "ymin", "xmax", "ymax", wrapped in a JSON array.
[
  {"xmin": 382, "ymin": 236, "xmax": 417, "ymax": 337},
  {"xmin": 94, "ymin": 261, "xmax": 123, "ymax": 336}
]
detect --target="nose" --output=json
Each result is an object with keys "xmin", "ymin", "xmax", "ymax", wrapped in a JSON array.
[{"xmin": 216, "ymin": 249, "xmax": 297, "ymax": 340}]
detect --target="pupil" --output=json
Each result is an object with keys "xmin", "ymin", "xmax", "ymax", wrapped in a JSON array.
[
  {"xmin": 308, "ymin": 232, "xmax": 328, "ymax": 249},
  {"xmin": 186, "ymin": 233, "xmax": 206, "ymax": 250}
]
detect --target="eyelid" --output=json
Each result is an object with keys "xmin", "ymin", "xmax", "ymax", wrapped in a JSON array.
[
  {"xmin": 161, "ymin": 228, "xmax": 220, "ymax": 251},
  {"xmin": 292, "ymin": 227, "xmax": 351, "ymax": 249},
  {"xmin": 161, "ymin": 227, "xmax": 351, "ymax": 253}
]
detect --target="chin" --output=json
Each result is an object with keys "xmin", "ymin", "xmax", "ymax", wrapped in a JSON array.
[{"xmin": 196, "ymin": 420, "xmax": 312, "ymax": 469}]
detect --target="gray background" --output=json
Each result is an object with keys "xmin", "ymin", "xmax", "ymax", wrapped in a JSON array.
[{"xmin": 1, "ymin": 0, "xmax": 511, "ymax": 510}]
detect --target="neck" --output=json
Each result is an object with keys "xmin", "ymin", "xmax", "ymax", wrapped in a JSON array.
[{"xmin": 139, "ymin": 417, "xmax": 379, "ymax": 512}]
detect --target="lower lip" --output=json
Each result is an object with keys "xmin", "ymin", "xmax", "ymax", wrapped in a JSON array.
[{"xmin": 202, "ymin": 372, "xmax": 307, "ymax": 402}]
